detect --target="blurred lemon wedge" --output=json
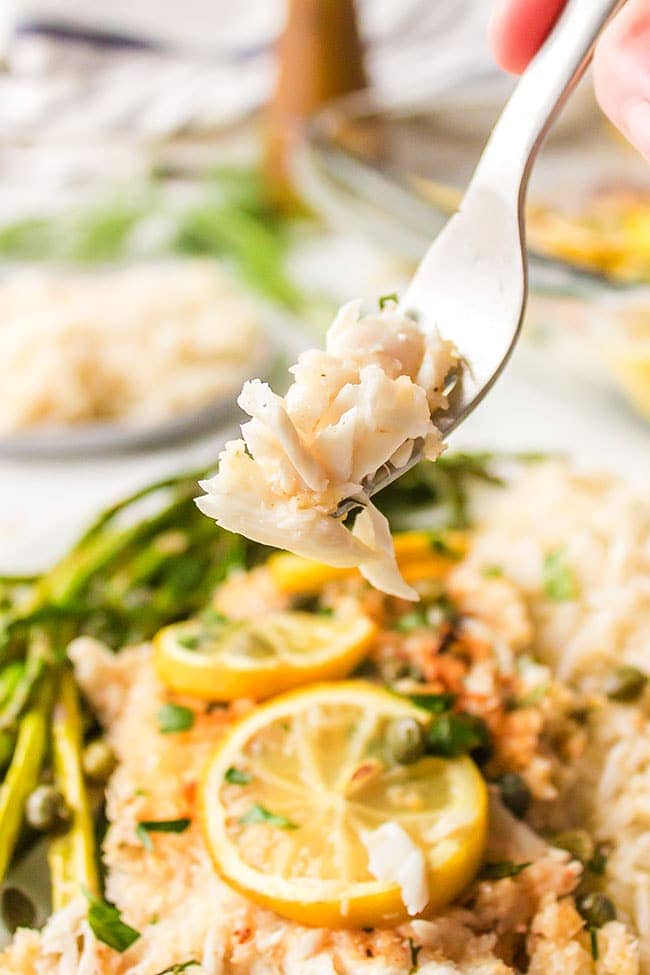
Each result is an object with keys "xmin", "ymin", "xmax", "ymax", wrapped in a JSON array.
[
  {"xmin": 267, "ymin": 530, "xmax": 467, "ymax": 595},
  {"xmin": 154, "ymin": 611, "xmax": 376, "ymax": 701},
  {"xmin": 200, "ymin": 681, "xmax": 488, "ymax": 927}
]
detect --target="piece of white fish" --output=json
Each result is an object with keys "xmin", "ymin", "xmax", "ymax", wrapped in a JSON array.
[{"xmin": 197, "ymin": 299, "xmax": 457, "ymax": 600}]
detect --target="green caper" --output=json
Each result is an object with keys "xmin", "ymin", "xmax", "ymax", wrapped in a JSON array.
[
  {"xmin": 1, "ymin": 887, "xmax": 36, "ymax": 933},
  {"xmin": 82, "ymin": 738, "xmax": 116, "ymax": 784},
  {"xmin": 551, "ymin": 829, "xmax": 595, "ymax": 864},
  {"xmin": 605, "ymin": 666, "xmax": 647, "ymax": 703},
  {"xmin": 25, "ymin": 785, "xmax": 71, "ymax": 833},
  {"xmin": 576, "ymin": 891, "xmax": 616, "ymax": 929},
  {"xmin": 498, "ymin": 772, "xmax": 531, "ymax": 819},
  {"xmin": 385, "ymin": 718, "xmax": 425, "ymax": 765}
]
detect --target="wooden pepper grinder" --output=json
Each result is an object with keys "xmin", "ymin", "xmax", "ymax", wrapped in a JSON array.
[{"xmin": 264, "ymin": 0, "xmax": 368, "ymax": 211}]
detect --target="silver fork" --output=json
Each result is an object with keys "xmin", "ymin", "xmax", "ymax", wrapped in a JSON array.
[{"xmin": 336, "ymin": 0, "xmax": 626, "ymax": 519}]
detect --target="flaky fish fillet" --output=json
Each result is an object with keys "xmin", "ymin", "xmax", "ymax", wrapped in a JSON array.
[{"xmin": 197, "ymin": 299, "xmax": 458, "ymax": 600}]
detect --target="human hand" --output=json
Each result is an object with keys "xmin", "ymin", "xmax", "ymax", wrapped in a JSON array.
[{"xmin": 489, "ymin": 0, "xmax": 650, "ymax": 160}]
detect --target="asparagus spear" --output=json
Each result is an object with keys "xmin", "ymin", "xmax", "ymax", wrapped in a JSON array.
[
  {"xmin": 0, "ymin": 675, "xmax": 53, "ymax": 882},
  {"xmin": 48, "ymin": 671, "xmax": 99, "ymax": 909}
]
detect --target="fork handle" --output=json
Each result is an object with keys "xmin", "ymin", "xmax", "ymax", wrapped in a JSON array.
[{"xmin": 469, "ymin": 0, "xmax": 627, "ymax": 203}]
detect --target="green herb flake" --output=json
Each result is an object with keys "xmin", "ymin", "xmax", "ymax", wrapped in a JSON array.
[
  {"xmin": 394, "ymin": 611, "xmax": 428, "ymax": 633},
  {"xmin": 201, "ymin": 608, "xmax": 228, "ymax": 626},
  {"xmin": 478, "ymin": 861, "xmax": 531, "ymax": 881},
  {"xmin": 224, "ymin": 766, "xmax": 252, "ymax": 785},
  {"xmin": 177, "ymin": 634, "xmax": 201, "ymax": 650},
  {"xmin": 239, "ymin": 803, "xmax": 298, "ymax": 830},
  {"xmin": 157, "ymin": 703, "xmax": 195, "ymax": 734},
  {"xmin": 83, "ymin": 888, "xmax": 141, "ymax": 952},
  {"xmin": 136, "ymin": 818, "xmax": 191, "ymax": 849},
  {"xmin": 408, "ymin": 937, "xmax": 422, "ymax": 973},
  {"xmin": 378, "ymin": 292, "xmax": 398, "ymax": 310},
  {"xmin": 482, "ymin": 565, "xmax": 504, "ymax": 578},
  {"xmin": 542, "ymin": 548, "xmax": 579, "ymax": 602},
  {"xmin": 408, "ymin": 692, "xmax": 456, "ymax": 714},
  {"xmin": 590, "ymin": 927, "xmax": 599, "ymax": 961},
  {"xmin": 153, "ymin": 962, "xmax": 200, "ymax": 975},
  {"xmin": 425, "ymin": 712, "xmax": 491, "ymax": 760},
  {"xmin": 428, "ymin": 535, "xmax": 459, "ymax": 558}
]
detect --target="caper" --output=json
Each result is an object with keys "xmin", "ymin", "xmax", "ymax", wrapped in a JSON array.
[
  {"xmin": 385, "ymin": 718, "xmax": 425, "ymax": 765},
  {"xmin": 605, "ymin": 666, "xmax": 647, "ymax": 703},
  {"xmin": 1, "ymin": 887, "xmax": 35, "ymax": 933},
  {"xmin": 498, "ymin": 772, "xmax": 531, "ymax": 819},
  {"xmin": 25, "ymin": 785, "xmax": 71, "ymax": 833},
  {"xmin": 551, "ymin": 829, "xmax": 595, "ymax": 864},
  {"xmin": 576, "ymin": 891, "xmax": 616, "ymax": 929},
  {"xmin": 82, "ymin": 738, "xmax": 116, "ymax": 784}
]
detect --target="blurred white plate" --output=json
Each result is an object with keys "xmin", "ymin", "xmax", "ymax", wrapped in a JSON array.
[{"xmin": 0, "ymin": 337, "xmax": 274, "ymax": 458}]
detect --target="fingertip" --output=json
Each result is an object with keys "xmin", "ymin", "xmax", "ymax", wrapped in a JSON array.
[
  {"xmin": 489, "ymin": 0, "xmax": 568, "ymax": 76},
  {"xmin": 489, "ymin": 1, "xmax": 529, "ymax": 74},
  {"xmin": 593, "ymin": 0, "xmax": 650, "ymax": 159}
]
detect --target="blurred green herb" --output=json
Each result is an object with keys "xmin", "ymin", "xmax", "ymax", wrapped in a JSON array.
[
  {"xmin": 136, "ymin": 818, "xmax": 191, "ymax": 850},
  {"xmin": 239, "ymin": 804, "xmax": 298, "ymax": 830},
  {"xmin": 478, "ymin": 861, "xmax": 531, "ymax": 881},
  {"xmin": 542, "ymin": 548, "xmax": 579, "ymax": 602},
  {"xmin": 224, "ymin": 766, "xmax": 252, "ymax": 785},
  {"xmin": 0, "ymin": 166, "xmax": 311, "ymax": 312},
  {"xmin": 157, "ymin": 704, "xmax": 195, "ymax": 735},
  {"xmin": 83, "ymin": 888, "xmax": 140, "ymax": 952}
]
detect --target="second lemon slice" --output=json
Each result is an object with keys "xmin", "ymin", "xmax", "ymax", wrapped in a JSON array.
[
  {"xmin": 201, "ymin": 682, "xmax": 488, "ymax": 928},
  {"xmin": 153, "ymin": 611, "xmax": 376, "ymax": 701}
]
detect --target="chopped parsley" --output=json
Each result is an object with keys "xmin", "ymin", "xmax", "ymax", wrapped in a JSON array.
[
  {"xmin": 224, "ymin": 766, "xmax": 252, "ymax": 785},
  {"xmin": 157, "ymin": 703, "xmax": 195, "ymax": 734},
  {"xmin": 394, "ymin": 610, "xmax": 428, "ymax": 633},
  {"xmin": 239, "ymin": 804, "xmax": 298, "ymax": 830},
  {"xmin": 177, "ymin": 633, "xmax": 201, "ymax": 650},
  {"xmin": 542, "ymin": 548, "xmax": 579, "ymax": 602},
  {"xmin": 425, "ymin": 712, "xmax": 491, "ymax": 760},
  {"xmin": 378, "ymin": 292, "xmax": 398, "ymax": 310},
  {"xmin": 407, "ymin": 692, "xmax": 456, "ymax": 714},
  {"xmin": 408, "ymin": 937, "xmax": 422, "ymax": 972},
  {"xmin": 83, "ymin": 888, "xmax": 140, "ymax": 952},
  {"xmin": 136, "ymin": 818, "xmax": 191, "ymax": 850},
  {"xmin": 153, "ymin": 962, "xmax": 200, "ymax": 975},
  {"xmin": 478, "ymin": 861, "xmax": 531, "ymax": 881}
]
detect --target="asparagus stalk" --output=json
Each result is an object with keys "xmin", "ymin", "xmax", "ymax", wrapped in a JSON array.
[
  {"xmin": 0, "ymin": 675, "xmax": 53, "ymax": 882},
  {"xmin": 48, "ymin": 670, "xmax": 99, "ymax": 910},
  {"xmin": 69, "ymin": 468, "xmax": 209, "ymax": 555}
]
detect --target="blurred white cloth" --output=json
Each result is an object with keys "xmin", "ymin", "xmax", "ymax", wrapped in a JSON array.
[{"xmin": 2, "ymin": 0, "xmax": 494, "ymax": 137}]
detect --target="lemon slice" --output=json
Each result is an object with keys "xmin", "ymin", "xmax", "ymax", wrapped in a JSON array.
[
  {"xmin": 153, "ymin": 612, "xmax": 376, "ymax": 701},
  {"xmin": 201, "ymin": 681, "xmax": 488, "ymax": 928},
  {"xmin": 267, "ymin": 531, "xmax": 467, "ymax": 595}
]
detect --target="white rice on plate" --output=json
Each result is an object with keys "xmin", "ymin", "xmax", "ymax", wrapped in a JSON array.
[
  {"xmin": 0, "ymin": 260, "xmax": 262, "ymax": 433},
  {"xmin": 466, "ymin": 461, "xmax": 650, "ymax": 970}
]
